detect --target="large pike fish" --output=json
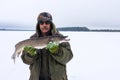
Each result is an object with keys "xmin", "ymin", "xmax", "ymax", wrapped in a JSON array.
[{"xmin": 11, "ymin": 35, "xmax": 69, "ymax": 63}]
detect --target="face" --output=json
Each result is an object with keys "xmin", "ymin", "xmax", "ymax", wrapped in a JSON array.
[{"xmin": 39, "ymin": 20, "xmax": 51, "ymax": 34}]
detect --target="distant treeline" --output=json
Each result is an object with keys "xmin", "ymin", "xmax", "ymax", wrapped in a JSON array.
[
  {"xmin": 0, "ymin": 28, "xmax": 34, "ymax": 31},
  {"xmin": 57, "ymin": 27, "xmax": 89, "ymax": 31},
  {"xmin": 0, "ymin": 26, "xmax": 120, "ymax": 32},
  {"xmin": 57, "ymin": 27, "xmax": 120, "ymax": 32}
]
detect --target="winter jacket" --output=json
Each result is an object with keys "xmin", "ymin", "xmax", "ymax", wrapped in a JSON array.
[{"xmin": 21, "ymin": 21, "xmax": 73, "ymax": 80}]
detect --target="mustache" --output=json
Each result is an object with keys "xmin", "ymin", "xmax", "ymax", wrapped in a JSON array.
[{"xmin": 42, "ymin": 26, "xmax": 49, "ymax": 29}]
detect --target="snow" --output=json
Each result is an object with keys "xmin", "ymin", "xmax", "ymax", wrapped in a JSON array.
[{"xmin": 0, "ymin": 31, "xmax": 120, "ymax": 80}]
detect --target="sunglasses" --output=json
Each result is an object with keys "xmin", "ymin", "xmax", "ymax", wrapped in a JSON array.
[{"xmin": 38, "ymin": 20, "xmax": 51, "ymax": 25}]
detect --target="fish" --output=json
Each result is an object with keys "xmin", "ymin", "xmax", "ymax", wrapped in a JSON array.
[{"xmin": 11, "ymin": 35, "xmax": 70, "ymax": 63}]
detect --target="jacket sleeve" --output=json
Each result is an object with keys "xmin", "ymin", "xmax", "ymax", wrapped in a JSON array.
[
  {"xmin": 21, "ymin": 34, "xmax": 39, "ymax": 65},
  {"xmin": 50, "ymin": 42, "xmax": 73, "ymax": 65},
  {"xmin": 21, "ymin": 50, "xmax": 39, "ymax": 65}
]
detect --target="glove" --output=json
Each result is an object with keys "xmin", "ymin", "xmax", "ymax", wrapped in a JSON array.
[
  {"xmin": 23, "ymin": 46, "xmax": 37, "ymax": 56},
  {"xmin": 46, "ymin": 42, "xmax": 59, "ymax": 54}
]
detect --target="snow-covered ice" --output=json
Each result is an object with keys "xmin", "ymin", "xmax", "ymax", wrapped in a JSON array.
[{"xmin": 0, "ymin": 31, "xmax": 120, "ymax": 80}]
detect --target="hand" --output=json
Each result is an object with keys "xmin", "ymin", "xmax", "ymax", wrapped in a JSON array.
[
  {"xmin": 24, "ymin": 46, "xmax": 37, "ymax": 56},
  {"xmin": 46, "ymin": 42, "xmax": 59, "ymax": 54}
]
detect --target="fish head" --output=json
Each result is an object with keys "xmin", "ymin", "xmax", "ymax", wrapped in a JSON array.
[{"xmin": 50, "ymin": 35, "xmax": 70, "ymax": 42}]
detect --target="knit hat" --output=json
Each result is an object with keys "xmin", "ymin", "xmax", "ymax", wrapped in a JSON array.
[{"xmin": 37, "ymin": 12, "xmax": 52, "ymax": 21}]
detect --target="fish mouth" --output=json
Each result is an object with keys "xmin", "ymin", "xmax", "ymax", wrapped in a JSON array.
[
  {"xmin": 63, "ymin": 36, "xmax": 70, "ymax": 41},
  {"xmin": 63, "ymin": 36, "xmax": 68, "ymax": 38},
  {"xmin": 64, "ymin": 38, "xmax": 70, "ymax": 41}
]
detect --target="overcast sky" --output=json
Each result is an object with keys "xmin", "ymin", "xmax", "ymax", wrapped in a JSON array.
[{"xmin": 0, "ymin": 0, "xmax": 120, "ymax": 29}]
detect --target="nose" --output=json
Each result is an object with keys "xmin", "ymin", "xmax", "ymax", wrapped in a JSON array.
[{"xmin": 43, "ymin": 22, "xmax": 47, "ymax": 25}]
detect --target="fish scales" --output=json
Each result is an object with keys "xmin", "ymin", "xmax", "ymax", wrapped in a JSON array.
[{"xmin": 11, "ymin": 35, "xmax": 69, "ymax": 63}]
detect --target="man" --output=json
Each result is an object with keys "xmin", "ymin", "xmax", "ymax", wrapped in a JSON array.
[{"xmin": 21, "ymin": 12, "xmax": 73, "ymax": 80}]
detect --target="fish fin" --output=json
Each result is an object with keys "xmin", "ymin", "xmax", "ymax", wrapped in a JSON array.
[
  {"xmin": 17, "ymin": 51, "xmax": 21, "ymax": 57},
  {"xmin": 11, "ymin": 53, "xmax": 16, "ymax": 64}
]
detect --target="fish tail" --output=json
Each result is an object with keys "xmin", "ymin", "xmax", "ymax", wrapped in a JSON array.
[{"xmin": 11, "ymin": 52, "xmax": 16, "ymax": 64}]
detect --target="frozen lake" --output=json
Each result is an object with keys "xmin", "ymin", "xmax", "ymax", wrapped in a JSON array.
[{"xmin": 0, "ymin": 31, "xmax": 120, "ymax": 80}]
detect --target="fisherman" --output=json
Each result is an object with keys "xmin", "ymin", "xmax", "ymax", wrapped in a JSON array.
[{"xmin": 21, "ymin": 12, "xmax": 73, "ymax": 80}]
